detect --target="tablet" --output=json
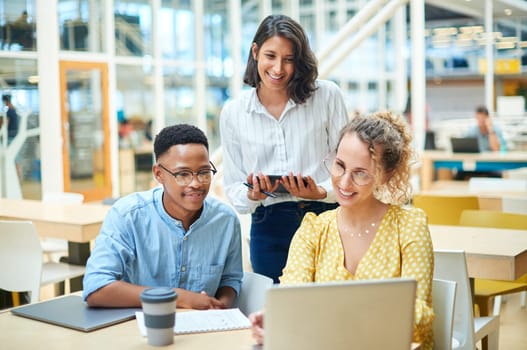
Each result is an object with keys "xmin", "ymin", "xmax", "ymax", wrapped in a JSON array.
[{"xmin": 266, "ymin": 175, "xmax": 308, "ymax": 193}]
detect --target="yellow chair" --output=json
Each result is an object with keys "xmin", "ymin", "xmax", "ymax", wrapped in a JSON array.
[
  {"xmin": 460, "ymin": 209, "xmax": 527, "ymax": 230},
  {"xmin": 459, "ymin": 209, "xmax": 527, "ymax": 316},
  {"xmin": 412, "ymin": 194, "xmax": 479, "ymax": 225}
]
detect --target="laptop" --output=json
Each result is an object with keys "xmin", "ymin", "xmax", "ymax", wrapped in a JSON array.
[
  {"xmin": 450, "ymin": 137, "xmax": 480, "ymax": 153},
  {"xmin": 11, "ymin": 295, "xmax": 139, "ymax": 332},
  {"xmin": 263, "ymin": 278, "xmax": 416, "ymax": 350}
]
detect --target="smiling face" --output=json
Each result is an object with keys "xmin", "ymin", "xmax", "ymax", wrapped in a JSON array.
[
  {"xmin": 331, "ymin": 133, "xmax": 383, "ymax": 209},
  {"xmin": 252, "ymin": 35, "xmax": 295, "ymax": 95},
  {"xmin": 153, "ymin": 143, "xmax": 211, "ymax": 223}
]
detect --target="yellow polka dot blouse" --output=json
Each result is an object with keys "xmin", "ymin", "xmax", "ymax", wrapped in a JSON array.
[{"xmin": 280, "ymin": 205, "xmax": 435, "ymax": 350}]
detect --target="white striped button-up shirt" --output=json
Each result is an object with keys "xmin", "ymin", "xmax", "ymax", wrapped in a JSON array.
[{"xmin": 219, "ymin": 80, "xmax": 349, "ymax": 214}]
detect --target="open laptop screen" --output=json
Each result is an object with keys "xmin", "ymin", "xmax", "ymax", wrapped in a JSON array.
[
  {"xmin": 263, "ymin": 278, "xmax": 416, "ymax": 350},
  {"xmin": 450, "ymin": 137, "xmax": 480, "ymax": 153}
]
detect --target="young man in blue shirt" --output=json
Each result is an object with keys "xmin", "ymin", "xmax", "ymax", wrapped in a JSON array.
[
  {"xmin": 83, "ymin": 124, "xmax": 242, "ymax": 309},
  {"xmin": 466, "ymin": 105, "xmax": 506, "ymax": 152},
  {"xmin": 455, "ymin": 106, "xmax": 507, "ymax": 180}
]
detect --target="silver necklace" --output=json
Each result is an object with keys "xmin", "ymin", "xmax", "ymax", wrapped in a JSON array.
[{"xmin": 338, "ymin": 208, "xmax": 379, "ymax": 238}]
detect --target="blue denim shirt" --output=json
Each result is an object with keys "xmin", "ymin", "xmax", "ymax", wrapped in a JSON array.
[
  {"xmin": 83, "ymin": 187, "xmax": 243, "ymax": 300},
  {"xmin": 465, "ymin": 124, "xmax": 507, "ymax": 152}
]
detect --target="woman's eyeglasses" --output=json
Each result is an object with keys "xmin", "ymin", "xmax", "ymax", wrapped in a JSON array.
[
  {"xmin": 158, "ymin": 162, "xmax": 217, "ymax": 186},
  {"xmin": 323, "ymin": 158, "xmax": 374, "ymax": 186}
]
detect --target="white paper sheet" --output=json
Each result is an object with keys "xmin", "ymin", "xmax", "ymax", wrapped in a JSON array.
[{"xmin": 136, "ymin": 308, "xmax": 251, "ymax": 335}]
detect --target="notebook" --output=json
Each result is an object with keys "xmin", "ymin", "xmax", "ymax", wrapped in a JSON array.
[
  {"xmin": 450, "ymin": 136, "xmax": 480, "ymax": 153},
  {"xmin": 11, "ymin": 295, "xmax": 139, "ymax": 332},
  {"xmin": 263, "ymin": 278, "xmax": 417, "ymax": 350},
  {"xmin": 136, "ymin": 308, "xmax": 251, "ymax": 335}
]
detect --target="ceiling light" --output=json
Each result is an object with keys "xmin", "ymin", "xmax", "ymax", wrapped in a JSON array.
[
  {"xmin": 504, "ymin": 9, "xmax": 512, "ymax": 16},
  {"xmin": 27, "ymin": 75, "xmax": 39, "ymax": 84},
  {"xmin": 500, "ymin": 36, "xmax": 518, "ymax": 42},
  {"xmin": 459, "ymin": 26, "xmax": 483, "ymax": 34},
  {"xmin": 496, "ymin": 42, "xmax": 515, "ymax": 50},
  {"xmin": 433, "ymin": 27, "xmax": 457, "ymax": 36}
]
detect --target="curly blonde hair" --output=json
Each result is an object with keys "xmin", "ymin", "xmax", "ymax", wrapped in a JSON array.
[{"xmin": 336, "ymin": 111, "xmax": 414, "ymax": 205}]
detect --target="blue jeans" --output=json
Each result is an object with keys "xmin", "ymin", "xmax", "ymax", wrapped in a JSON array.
[{"xmin": 250, "ymin": 201, "xmax": 338, "ymax": 283}]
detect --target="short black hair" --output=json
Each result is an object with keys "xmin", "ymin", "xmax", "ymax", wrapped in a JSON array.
[
  {"xmin": 153, "ymin": 124, "xmax": 208, "ymax": 160},
  {"xmin": 475, "ymin": 105, "xmax": 489, "ymax": 115},
  {"xmin": 2, "ymin": 94, "xmax": 11, "ymax": 103}
]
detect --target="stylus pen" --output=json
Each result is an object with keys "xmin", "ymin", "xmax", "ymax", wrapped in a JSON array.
[{"xmin": 243, "ymin": 182, "xmax": 278, "ymax": 198}]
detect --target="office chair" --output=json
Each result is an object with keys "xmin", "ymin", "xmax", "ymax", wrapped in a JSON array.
[
  {"xmin": 432, "ymin": 279, "xmax": 456, "ymax": 350},
  {"xmin": 234, "ymin": 271, "xmax": 273, "ymax": 316},
  {"xmin": 434, "ymin": 250, "xmax": 500, "ymax": 350},
  {"xmin": 432, "ymin": 279, "xmax": 457, "ymax": 350},
  {"xmin": 412, "ymin": 194, "xmax": 479, "ymax": 225},
  {"xmin": 0, "ymin": 220, "xmax": 86, "ymax": 306}
]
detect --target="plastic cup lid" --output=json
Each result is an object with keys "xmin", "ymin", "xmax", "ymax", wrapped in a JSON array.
[{"xmin": 140, "ymin": 287, "xmax": 177, "ymax": 303}]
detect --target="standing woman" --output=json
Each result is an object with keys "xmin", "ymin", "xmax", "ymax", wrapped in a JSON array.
[{"xmin": 220, "ymin": 14, "xmax": 348, "ymax": 282}]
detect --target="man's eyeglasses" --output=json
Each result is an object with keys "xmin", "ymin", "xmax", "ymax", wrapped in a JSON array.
[
  {"xmin": 323, "ymin": 158, "xmax": 374, "ymax": 186},
  {"xmin": 158, "ymin": 162, "xmax": 217, "ymax": 186}
]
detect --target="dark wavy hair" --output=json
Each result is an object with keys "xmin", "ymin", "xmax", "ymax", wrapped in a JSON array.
[
  {"xmin": 243, "ymin": 14, "xmax": 318, "ymax": 104},
  {"xmin": 154, "ymin": 124, "xmax": 208, "ymax": 160}
]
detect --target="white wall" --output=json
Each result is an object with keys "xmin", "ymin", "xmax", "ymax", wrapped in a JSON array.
[{"xmin": 427, "ymin": 83, "xmax": 485, "ymax": 120}]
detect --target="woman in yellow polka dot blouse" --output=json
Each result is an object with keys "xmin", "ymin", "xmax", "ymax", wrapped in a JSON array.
[{"xmin": 250, "ymin": 111, "xmax": 434, "ymax": 349}]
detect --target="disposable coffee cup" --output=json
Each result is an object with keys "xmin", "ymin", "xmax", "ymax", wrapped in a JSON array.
[{"xmin": 140, "ymin": 287, "xmax": 177, "ymax": 346}]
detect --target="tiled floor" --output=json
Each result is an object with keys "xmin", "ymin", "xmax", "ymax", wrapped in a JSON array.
[{"xmin": 498, "ymin": 293, "xmax": 527, "ymax": 349}]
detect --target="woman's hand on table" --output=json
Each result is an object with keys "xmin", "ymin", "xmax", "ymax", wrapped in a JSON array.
[{"xmin": 249, "ymin": 310, "xmax": 264, "ymax": 345}]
